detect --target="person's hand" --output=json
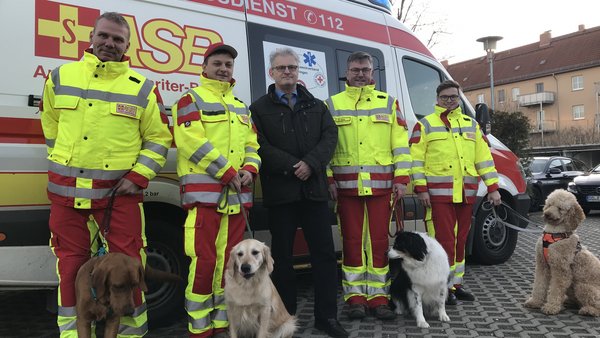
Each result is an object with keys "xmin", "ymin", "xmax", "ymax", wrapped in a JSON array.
[
  {"xmin": 228, "ymin": 174, "xmax": 242, "ymax": 193},
  {"xmin": 328, "ymin": 183, "xmax": 338, "ymax": 201},
  {"xmin": 393, "ymin": 183, "xmax": 407, "ymax": 201},
  {"xmin": 114, "ymin": 178, "xmax": 141, "ymax": 195},
  {"xmin": 488, "ymin": 190, "xmax": 501, "ymax": 206},
  {"xmin": 293, "ymin": 161, "xmax": 312, "ymax": 181},
  {"xmin": 417, "ymin": 191, "xmax": 431, "ymax": 208},
  {"xmin": 239, "ymin": 169, "xmax": 253, "ymax": 186}
]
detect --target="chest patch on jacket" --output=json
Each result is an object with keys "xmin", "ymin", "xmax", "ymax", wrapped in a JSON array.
[
  {"xmin": 333, "ymin": 116, "xmax": 352, "ymax": 125},
  {"xmin": 374, "ymin": 114, "xmax": 390, "ymax": 122},
  {"xmin": 115, "ymin": 103, "xmax": 138, "ymax": 117},
  {"xmin": 239, "ymin": 114, "xmax": 249, "ymax": 124},
  {"xmin": 464, "ymin": 132, "xmax": 476, "ymax": 140}
]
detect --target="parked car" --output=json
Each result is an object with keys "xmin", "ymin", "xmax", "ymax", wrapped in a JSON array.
[
  {"xmin": 567, "ymin": 163, "xmax": 600, "ymax": 215},
  {"xmin": 526, "ymin": 156, "xmax": 589, "ymax": 211}
]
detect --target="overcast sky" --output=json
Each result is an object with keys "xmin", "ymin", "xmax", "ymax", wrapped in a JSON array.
[{"xmin": 395, "ymin": 0, "xmax": 600, "ymax": 64}]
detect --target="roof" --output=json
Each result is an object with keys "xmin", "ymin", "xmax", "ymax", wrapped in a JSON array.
[{"xmin": 445, "ymin": 26, "xmax": 600, "ymax": 91}]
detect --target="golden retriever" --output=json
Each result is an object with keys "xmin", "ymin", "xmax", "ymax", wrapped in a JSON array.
[
  {"xmin": 524, "ymin": 189, "xmax": 600, "ymax": 316},
  {"xmin": 224, "ymin": 239, "xmax": 297, "ymax": 338},
  {"xmin": 75, "ymin": 252, "xmax": 148, "ymax": 338}
]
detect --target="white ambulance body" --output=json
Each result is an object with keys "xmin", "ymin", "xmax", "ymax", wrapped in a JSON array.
[{"xmin": 0, "ymin": 0, "xmax": 529, "ymax": 322}]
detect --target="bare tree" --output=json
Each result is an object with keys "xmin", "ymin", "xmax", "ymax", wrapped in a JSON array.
[{"xmin": 393, "ymin": 0, "xmax": 448, "ymax": 50}]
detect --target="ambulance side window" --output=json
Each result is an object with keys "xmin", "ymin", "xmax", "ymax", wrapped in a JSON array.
[{"xmin": 402, "ymin": 58, "xmax": 444, "ymax": 119}]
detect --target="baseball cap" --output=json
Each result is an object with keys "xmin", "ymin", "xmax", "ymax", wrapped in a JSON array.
[{"xmin": 204, "ymin": 43, "xmax": 238, "ymax": 59}]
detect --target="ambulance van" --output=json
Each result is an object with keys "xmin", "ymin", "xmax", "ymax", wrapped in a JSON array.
[{"xmin": 0, "ymin": 0, "xmax": 530, "ymax": 323}]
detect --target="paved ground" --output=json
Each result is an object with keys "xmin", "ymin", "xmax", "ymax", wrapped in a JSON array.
[{"xmin": 2, "ymin": 212, "xmax": 600, "ymax": 337}]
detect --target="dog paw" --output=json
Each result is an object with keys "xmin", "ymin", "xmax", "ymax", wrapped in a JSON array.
[
  {"xmin": 416, "ymin": 320, "xmax": 430, "ymax": 328},
  {"xmin": 579, "ymin": 306, "xmax": 600, "ymax": 317},
  {"xmin": 439, "ymin": 313, "xmax": 450, "ymax": 322},
  {"xmin": 541, "ymin": 303, "xmax": 561, "ymax": 315},
  {"xmin": 524, "ymin": 298, "xmax": 542, "ymax": 309}
]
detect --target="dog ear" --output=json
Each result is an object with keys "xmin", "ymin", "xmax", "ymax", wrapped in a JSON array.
[
  {"xmin": 262, "ymin": 243, "xmax": 274, "ymax": 274},
  {"xmin": 137, "ymin": 262, "xmax": 148, "ymax": 292},
  {"xmin": 91, "ymin": 259, "xmax": 109, "ymax": 300},
  {"xmin": 225, "ymin": 245, "xmax": 237, "ymax": 278}
]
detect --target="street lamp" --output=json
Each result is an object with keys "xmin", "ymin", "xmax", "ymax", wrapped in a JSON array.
[{"xmin": 477, "ymin": 36, "xmax": 503, "ymax": 111}]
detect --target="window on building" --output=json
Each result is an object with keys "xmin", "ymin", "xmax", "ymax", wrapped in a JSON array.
[
  {"xmin": 511, "ymin": 87, "xmax": 520, "ymax": 101},
  {"xmin": 477, "ymin": 93, "xmax": 485, "ymax": 104},
  {"xmin": 572, "ymin": 105, "xmax": 585, "ymax": 120},
  {"xmin": 536, "ymin": 82, "xmax": 544, "ymax": 93},
  {"xmin": 498, "ymin": 89, "xmax": 505, "ymax": 103},
  {"xmin": 572, "ymin": 75, "xmax": 584, "ymax": 91}
]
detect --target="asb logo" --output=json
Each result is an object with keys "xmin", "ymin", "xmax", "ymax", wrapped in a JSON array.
[{"xmin": 35, "ymin": 0, "xmax": 98, "ymax": 60}]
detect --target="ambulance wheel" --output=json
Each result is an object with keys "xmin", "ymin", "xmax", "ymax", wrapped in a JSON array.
[
  {"xmin": 471, "ymin": 202, "xmax": 518, "ymax": 265},
  {"xmin": 145, "ymin": 217, "xmax": 188, "ymax": 327}
]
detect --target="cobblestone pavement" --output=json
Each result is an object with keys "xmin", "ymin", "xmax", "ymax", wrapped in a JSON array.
[{"xmin": 2, "ymin": 212, "xmax": 600, "ymax": 337}]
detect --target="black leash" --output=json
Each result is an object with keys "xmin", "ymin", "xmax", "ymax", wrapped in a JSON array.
[
  {"xmin": 218, "ymin": 185, "xmax": 254, "ymax": 239},
  {"xmin": 90, "ymin": 190, "xmax": 117, "ymax": 257},
  {"xmin": 388, "ymin": 193, "xmax": 404, "ymax": 237}
]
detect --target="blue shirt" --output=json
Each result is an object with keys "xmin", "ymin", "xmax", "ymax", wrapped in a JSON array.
[{"xmin": 274, "ymin": 88, "xmax": 297, "ymax": 108}]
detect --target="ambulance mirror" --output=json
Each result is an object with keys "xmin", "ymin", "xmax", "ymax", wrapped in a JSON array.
[{"xmin": 475, "ymin": 103, "xmax": 491, "ymax": 135}]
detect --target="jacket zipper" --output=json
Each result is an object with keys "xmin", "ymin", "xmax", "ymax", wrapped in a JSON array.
[{"xmin": 280, "ymin": 112, "xmax": 286, "ymax": 134}]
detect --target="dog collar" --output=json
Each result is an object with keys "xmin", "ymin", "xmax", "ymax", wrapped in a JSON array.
[{"xmin": 542, "ymin": 232, "xmax": 577, "ymax": 262}]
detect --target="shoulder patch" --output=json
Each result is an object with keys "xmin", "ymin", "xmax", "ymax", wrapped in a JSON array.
[{"xmin": 129, "ymin": 76, "xmax": 141, "ymax": 84}]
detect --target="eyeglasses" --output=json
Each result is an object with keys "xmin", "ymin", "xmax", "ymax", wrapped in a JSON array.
[
  {"xmin": 439, "ymin": 95, "xmax": 460, "ymax": 101},
  {"xmin": 272, "ymin": 65, "xmax": 299, "ymax": 72},
  {"xmin": 348, "ymin": 67, "xmax": 372, "ymax": 75}
]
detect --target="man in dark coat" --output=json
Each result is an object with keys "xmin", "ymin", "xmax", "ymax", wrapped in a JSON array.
[{"xmin": 249, "ymin": 47, "xmax": 348, "ymax": 338}]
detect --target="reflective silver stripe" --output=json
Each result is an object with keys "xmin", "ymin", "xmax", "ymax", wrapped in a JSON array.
[
  {"xmin": 331, "ymin": 165, "xmax": 393, "ymax": 174},
  {"xmin": 185, "ymin": 297, "xmax": 214, "ymax": 312},
  {"xmin": 189, "ymin": 143, "xmax": 215, "ymax": 164},
  {"xmin": 245, "ymin": 146, "xmax": 257, "ymax": 154},
  {"xmin": 214, "ymin": 294, "xmax": 225, "ymax": 306},
  {"xmin": 476, "ymin": 160, "xmax": 495, "ymax": 170},
  {"xmin": 206, "ymin": 155, "xmax": 228, "ymax": 177},
  {"xmin": 342, "ymin": 284, "xmax": 365, "ymax": 295},
  {"xmin": 181, "ymin": 173, "xmax": 219, "ymax": 185},
  {"xmin": 137, "ymin": 154, "xmax": 162, "ymax": 174},
  {"xmin": 329, "ymin": 107, "xmax": 389, "ymax": 117},
  {"xmin": 182, "ymin": 191, "xmax": 252, "ymax": 206},
  {"xmin": 453, "ymin": 126, "xmax": 476, "ymax": 133},
  {"xmin": 338, "ymin": 181, "xmax": 358, "ymax": 189},
  {"xmin": 367, "ymin": 272, "xmax": 387, "ymax": 283},
  {"xmin": 367, "ymin": 285, "xmax": 389, "ymax": 295},
  {"xmin": 244, "ymin": 157, "xmax": 261, "ymax": 166},
  {"xmin": 411, "ymin": 130, "xmax": 421, "ymax": 138},
  {"xmin": 158, "ymin": 102, "xmax": 168, "ymax": 116},
  {"xmin": 394, "ymin": 161, "xmax": 411, "ymax": 170},
  {"xmin": 465, "ymin": 189, "xmax": 477, "ymax": 197},
  {"xmin": 58, "ymin": 306, "xmax": 77, "ymax": 317},
  {"xmin": 190, "ymin": 315, "xmax": 211, "ymax": 330},
  {"xmin": 143, "ymin": 141, "xmax": 168, "ymax": 158},
  {"xmin": 420, "ymin": 118, "xmax": 448, "ymax": 134},
  {"xmin": 212, "ymin": 308, "xmax": 228, "ymax": 321},
  {"xmin": 343, "ymin": 270, "xmax": 364, "ymax": 283},
  {"xmin": 59, "ymin": 319, "xmax": 76, "ymax": 333},
  {"xmin": 118, "ymin": 322, "xmax": 148, "ymax": 336},
  {"xmin": 325, "ymin": 98, "xmax": 335, "ymax": 111},
  {"xmin": 464, "ymin": 176, "xmax": 479, "ymax": 184},
  {"xmin": 46, "ymin": 138, "xmax": 56, "ymax": 148},
  {"xmin": 481, "ymin": 172, "xmax": 499, "ymax": 181},
  {"xmin": 370, "ymin": 180, "xmax": 392, "ymax": 189},
  {"xmin": 411, "ymin": 172, "xmax": 426, "ymax": 180},
  {"xmin": 429, "ymin": 188, "xmax": 453, "ymax": 196},
  {"xmin": 229, "ymin": 106, "xmax": 248, "ymax": 116},
  {"xmin": 176, "ymin": 97, "xmax": 198, "ymax": 118},
  {"xmin": 53, "ymin": 69, "xmax": 152, "ymax": 107},
  {"xmin": 426, "ymin": 176, "xmax": 454, "ymax": 183},
  {"xmin": 131, "ymin": 302, "xmax": 147, "ymax": 317},
  {"xmin": 48, "ymin": 182, "xmax": 112, "ymax": 199},
  {"xmin": 392, "ymin": 147, "xmax": 410, "ymax": 156},
  {"xmin": 412, "ymin": 160, "xmax": 424, "ymax": 167},
  {"xmin": 49, "ymin": 161, "xmax": 128, "ymax": 180}
]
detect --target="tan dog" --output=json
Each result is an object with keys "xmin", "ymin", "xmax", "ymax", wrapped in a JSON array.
[
  {"xmin": 224, "ymin": 239, "xmax": 297, "ymax": 338},
  {"xmin": 75, "ymin": 252, "xmax": 147, "ymax": 338},
  {"xmin": 524, "ymin": 189, "xmax": 600, "ymax": 316}
]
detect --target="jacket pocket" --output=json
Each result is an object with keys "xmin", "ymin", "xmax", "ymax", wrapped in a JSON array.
[
  {"xmin": 110, "ymin": 102, "xmax": 143, "ymax": 119},
  {"xmin": 201, "ymin": 111, "xmax": 228, "ymax": 123},
  {"xmin": 369, "ymin": 114, "xmax": 392, "ymax": 124},
  {"xmin": 427, "ymin": 132, "xmax": 448, "ymax": 142},
  {"xmin": 103, "ymin": 155, "xmax": 137, "ymax": 170},
  {"xmin": 54, "ymin": 96, "xmax": 80, "ymax": 110},
  {"xmin": 237, "ymin": 114, "xmax": 250, "ymax": 126},
  {"xmin": 48, "ymin": 147, "xmax": 72, "ymax": 165}
]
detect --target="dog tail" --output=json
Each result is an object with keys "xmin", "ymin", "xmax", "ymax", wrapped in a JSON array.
[
  {"xmin": 273, "ymin": 316, "xmax": 297, "ymax": 338},
  {"xmin": 145, "ymin": 266, "xmax": 182, "ymax": 283}
]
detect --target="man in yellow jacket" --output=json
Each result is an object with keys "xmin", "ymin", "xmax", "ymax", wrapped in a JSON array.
[
  {"xmin": 40, "ymin": 12, "xmax": 172, "ymax": 337},
  {"xmin": 171, "ymin": 43, "xmax": 260, "ymax": 338},
  {"xmin": 409, "ymin": 80, "xmax": 501, "ymax": 305},
  {"xmin": 326, "ymin": 51, "xmax": 411, "ymax": 320}
]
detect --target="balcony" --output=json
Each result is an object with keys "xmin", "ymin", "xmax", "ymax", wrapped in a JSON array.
[
  {"xmin": 518, "ymin": 92, "xmax": 555, "ymax": 106},
  {"xmin": 530, "ymin": 120, "xmax": 557, "ymax": 133}
]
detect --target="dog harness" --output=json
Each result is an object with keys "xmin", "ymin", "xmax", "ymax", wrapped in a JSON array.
[{"xmin": 542, "ymin": 232, "xmax": 581, "ymax": 262}]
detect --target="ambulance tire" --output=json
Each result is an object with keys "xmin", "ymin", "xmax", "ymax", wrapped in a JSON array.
[
  {"xmin": 471, "ymin": 203, "xmax": 519, "ymax": 265},
  {"xmin": 145, "ymin": 217, "xmax": 188, "ymax": 327}
]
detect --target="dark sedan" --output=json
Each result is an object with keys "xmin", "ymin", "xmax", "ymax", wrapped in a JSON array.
[
  {"xmin": 568, "ymin": 163, "xmax": 600, "ymax": 215},
  {"xmin": 527, "ymin": 156, "xmax": 588, "ymax": 211}
]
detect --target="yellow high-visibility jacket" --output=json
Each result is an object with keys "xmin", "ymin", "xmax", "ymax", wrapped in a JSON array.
[
  {"xmin": 326, "ymin": 84, "xmax": 411, "ymax": 197},
  {"xmin": 41, "ymin": 51, "xmax": 172, "ymax": 209},
  {"xmin": 409, "ymin": 105, "xmax": 499, "ymax": 204},
  {"xmin": 172, "ymin": 75, "xmax": 260, "ymax": 214}
]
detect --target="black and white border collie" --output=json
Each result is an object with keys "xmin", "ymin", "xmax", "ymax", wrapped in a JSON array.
[{"xmin": 388, "ymin": 232, "xmax": 451, "ymax": 328}]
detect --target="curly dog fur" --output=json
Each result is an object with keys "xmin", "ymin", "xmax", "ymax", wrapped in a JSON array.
[{"xmin": 524, "ymin": 189, "xmax": 600, "ymax": 316}]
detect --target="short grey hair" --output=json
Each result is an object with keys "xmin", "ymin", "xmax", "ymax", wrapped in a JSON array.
[
  {"xmin": 94, "ymin": 12, "xmax": 130, "ymax": 38},
  {"xmin": 347, "ymin": 51, "xmax": 372, "ymax": 68},
  {"xmin": 269, "ymin": 48, "xmax": 300, "ymax": 68}
]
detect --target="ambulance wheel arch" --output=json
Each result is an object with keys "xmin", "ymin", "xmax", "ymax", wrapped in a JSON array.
[{"xmin": 143, "ymin": 202, "xmax": 187, "ymax": 325}]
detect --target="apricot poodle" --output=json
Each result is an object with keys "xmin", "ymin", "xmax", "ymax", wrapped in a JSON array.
[{"xmin": 524, "ymin": 189, "xmax": 600, "ymax": 316}]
